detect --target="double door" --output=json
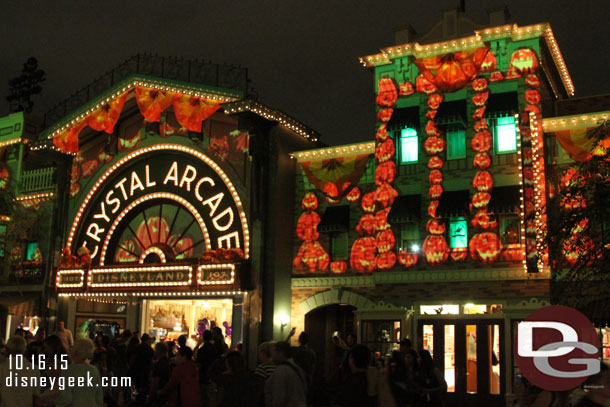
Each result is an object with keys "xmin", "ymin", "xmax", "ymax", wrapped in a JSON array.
[{"xmin": 418, "ymin": 318, "xmax": 505, "ymax": 407}]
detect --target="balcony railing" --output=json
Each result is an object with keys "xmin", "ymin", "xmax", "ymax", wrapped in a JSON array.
[
  {"xmin": 8, "ymin": 263, "xmax": 45, "ymax": 285},
  {"xmin": 19, "ymin": 167, "xmax": 55, "ymax": 194}
]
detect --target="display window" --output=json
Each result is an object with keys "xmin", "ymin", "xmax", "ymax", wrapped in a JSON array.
[
  {"xmin": 597, "ymin": 326, "xmax": 610, "ymax": 361},
  {"xmin": 360, "ymin": 319, "xmax": 401, "ymax": 357}
]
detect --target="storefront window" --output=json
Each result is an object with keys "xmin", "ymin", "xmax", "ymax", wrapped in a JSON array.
[
  {"xmin": 361, "ymin": 320, "xmax": 401, "ymax": 357},
  {"xmin": 400, "ymin": 222, "xmax": 419, "ymax": 251},
  {"xmin": 398, "ymin": 128, "xmax": 418, "ymax": 164},
  {"xmin": 500, "ymin": 215, "xmax": 520, "ymax": 245},
  {"xmin": 463, "ymin": 304, "xmax": 502, "ymax": 315},
  {"xmin": 449, "ymin": 218, "xmax": 468, "ymax": 248},
  {"xmin": 494, "ymin": 116, "xmax": 517, "ymax": 154},
  {"xmin": 447, "ymin": 129, "xmax": 466, "ymax": 160},
  {"xmin": 423, "ymin": 324, "xmax": 434, "ymax": 355},
  {"xmin": 420, "ymin": 305, "xmax": 459, "ymax": 315},
  {"xmin": 445, "ymin": 325, "xmax": 455, "ymax": 392},
  {"xmin": 598, "ymin": 326, "xmax": 610, "ymax": 361},
  {"xmin": 466, "ymin": 324, "xmax": 477, "ymax": 394},
  {"xmin": 489, "ymin": 324, "xmax": 501, "ymax": 395}
]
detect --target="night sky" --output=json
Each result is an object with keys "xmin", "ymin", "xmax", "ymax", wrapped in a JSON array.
[{"xmin": 2, "ymin": 1, "xmax": 609, "ymax": 146}]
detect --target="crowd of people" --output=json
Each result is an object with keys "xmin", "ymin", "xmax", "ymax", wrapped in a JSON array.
[{"xmin": 0, "ymin": 325, "xmax": 608, "ymax": 407}]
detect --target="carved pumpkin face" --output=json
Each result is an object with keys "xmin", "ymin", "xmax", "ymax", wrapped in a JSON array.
[
  {"xmin": 523, "ymin": 167, "xmax": 534, "ymax": 185},
  {"xmin": 302, "ymin": 192, "xmax": 318, "ymax": 210},
  {"xmin": 489, "ymin": 71, "xmax": 504, "ymax": 82},
  {"xmin": 294, "ymin": 241, "xmax": 329, "ymax": 273},
  {"xmin": 522, "ymin": 147, "xmax": 532, "ymax": 166},
  {"xmin": 471, "ymin": 209, "xmax": 498, "ymax": 230},
  {"xmin": 510, "ymin": 48, "xmax": 539, "ymax": 75},
  {"xmin": 472, "ymin": 192, "xmax": 491, "ymax": 208},
  {"xmin": 427, "ymin": 156, "xmax": 444, "ymax": 169},
  {"xmin": 375, "ymin": 208, "xmax": 391, "ymax": 231},
  {"xmin": 398, "ymin": 250, "xmax": 418, "ymax": 268},
  {"xmin": 170, "ymin": 235, "xmax": 194, "ymax": 259},
  {"xmin": 473, "ymin": 171, "xmax": 493, "ymax": 192},
  {"xmin": 472, "ymin": 91, "xmax": 489, "ymax": 107},
  {"xmin": 356, "ymin": 214, "xmax": 378, "ymax": 235},
  {"xmin": 69, "ymin": 181, "xmax": 81, "ymax": 199},
  {"xmin": 376, "ymin": 251, "xmax": 397, "ymax": 270},
  {"xmin": 136, "ymin": 216, "xmax": 170, "ymax": 250},
  {"xmin": 429, "ymin": 169, "xmax": 443, "ymax": 185},
  {"xmin": 350, "ymin": 237, "xmax": 377, "ymax": 274},
  {"xmin": 473, "ymin": 153, "xmax": 491, "ymax": 169},
  {"xmin": 505, "ymin": 65, "xmax": 522, "ymax": 80},
  {"xmin": 501, "ymin": 247, "xmax": 524, "ymax": 262},
  {"xmin": 375, "ymin": 161, "xmax": 397, "ymax": 186},
  {"xmin": 525, "ymin": 89, "xmax": 541, "ymax": 105},
  {"xmin": 473, "ymin": 119, "xmax": 488, "ymax": 132},
  {"xmin": 524, "ymin": 104, "xmax": 541, "ymax": 117},
  {"xmin": 426, "ymin": 219, "xmax": 445, "ymax": 235},
  {"xmin": 525, "ymin": 74, "xmax": 540, "ymax": 88},
  {"xmin": 424, "ymin": 137, "xmax": 446, "ymax": 155},
  {"xmin": 376, "ymin": 229, "xmax": 395, "ymax": 253},
  {"xmin": 472, "ymin": 78, "xmax": 488, "ymax": 92},
  {"xmin": 399, "ymin": 81, "xmax": 415, "ymax": 96},
  {"xmin": 208, "ymin": 136, "xmax": 229, "ymax": 161},
  {"xmin": 526, "ymin": 219, "xmax": 536, "ymax": 235},
  {"xmin": 428, "ymin": 184, "xmax": 443, "ymax": 199},
  {"xmin": 376, "ymin": 125, "xmax": 389, "ymax": 141},
  {"xmin": 472, "ymin": 106, "xmax": 486, "ymax": 120},
  {"xmin": 98, "ymin": 147, "xmax": 113, "ymax": 164},
  {"xmin": 296, "ymin": 212, "xmax": 321, "ymax": 242},
  {"xmin": 377, "ymin": 108, "xmax": 394, "ymax": 123},
  {"xmin": 426, "ymin": 109, "xmax": 438, "ymax": 120},
  {"xmin": 428, "ymin": 200, "xmax": 440, "ymax": 218},
  {"xmin": 346, "ymin": 187, "xmax": 361, "ymax": 202},
  {"xmin": 471, "ymin": 131, "xmax": 492, "ymax": 153},
  {"xmin": 375, "ymin": 139, "xmax": 395, "ymax": 162},
  {"xmin": 469, "ymin": 232, "xmax": 502, "ymax": 263},
  {"xmin": 425, "ymin": 120, "xmax": 440, "ymax": 136},
  {"xmin": 361, "ymin": 192, "xmax": 377, "ymax": 213},
  {"xmin": 376, "ymin": 78, "xmax": 398, "ymax": 107},
  {"xmin": 81, "ymin": 159, "xmax": 99, "ymax": 178},
  {"xmin": 323, "ymin": 182, "xmax": 339, "ymax": 200},
  {"xmin": 416, "ymin": 74, "xmax": 438, "ymax": 95},
  {"xmin": 375, "ymin": 183, "xmax": 398, "ymax": 207},
  {"xmin": 422, "ymin": 235, "xmax": 450, "ymax": 265},
  {"xmin": 116, "ymin": 240, "xmax": 138, "ymax": 263},
  {"xmin": 480, "ymin": 51, "xmax": 497, "ymax": 72},
  {"xmin": 119, "ymin": 128, "xmax": 142, "ymax": 151},
  {"xmin": 520, "ymin": 127, "xmax": 531, "ymax": 143},
  {"xmin": 450, "ymin": 247, "xmax": 468, "ymax": 261},
  {"xmin": 427, "ymin": 93, "xmax": 443, "ymax": 110},
  {"xmin": 330, "ymin": 261, "xmax": 348, "ymax": 274}
]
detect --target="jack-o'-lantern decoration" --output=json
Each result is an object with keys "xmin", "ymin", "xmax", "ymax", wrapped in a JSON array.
[
  {"xmin": 428, "ymin": 184, "xmax": 443, "ymax": 199},
  {"xmin": 427, "ymin": 156, "xmax": 444, "ymax": 169},
  {"xmin": 524, "ymin": 104, "xmax": 541, "ymax": 117},
  {"xmin": 376, "ymin": 125, "xmax": 389, "ymax": 141},
  {"xmin": 472, "ymin": 192, "xmax": 491, "ymax": 208},
  {"xmin": 501, "ymin": 247, "xmax": 524, "ymax": 262},
  {"xmin": 208, "ymin": 136, "xmax": 229, "ymax": 161},
  {"xmin": 375, "ymin": 161, "xmax": 397, "ymax": 185},
  {"xmin": 302, "ymin": 192, "xmax": 318, "ymax": 210},
  {"xmin": 563, "ymin": 235, "xmax": 595, "ymax": 267},
  {"xmin": 523, "ymin": 167, "xmax": 534, "ymax": 185},
  {"xmin": 81, "ymin": 159, "xmax": 99, "ymax": 178},
  {"xmin": 375, "ymin": 183, "xmax": 398, "ymax": 207},
  {"xmin": 480, "ymin": 51, "xmax": 497, "ymax": 72},
  {"xmin": 136, "ymin": 216, "xmax": 170, "ymax": 249},
  {"xmin": 422, "ymin": 235, "xmax": 450, "ymax": 265},
  {"xmin": 560, "ymin": 168, "xmax": 583, "ymax": 189},
  {"xmin": 472, "ymin": 91, "xmax": 489, "ymax": 107},
  {"xmin": 70, "ymin": 165, "xmax": 81, "ymax": 184},
  {"xmin": 69, "ymin": 181, "xmax": 81, "ymax": 198},
  {"xmin": 505, "ymin": 65, "xmax": 521, "ymax": 80},
  {"xmin": 350, "ymin": 237, "xmax": 377, "ymax": 274},
  {"xmin": 398, "ymin": 249, "xmax": 418, "ymax": 268},
  {"xmin": 472, "ymin": 78, "xmax": 488, "ymax": 92},
  {"xmin": 425, "ymin": 120, "xmax": 440, "ymax": 136},
  {"xmin": 375, "ymin": 139, "xmax": 395, "ymax": 162},
  {"xmin": 375, "ymin": 208, "xmax": 391, "ymax": 231},
  {"xmin": 469, "ymin": 233, "xmax": 502, "ymax": 263},
  {"xmin": 323, "ymin": 182, "xmax": 339, "ymax": 202},
  {"xmin": 428, "ymin": 200, "xmax": 440, "ymax": 218},
  {"xmin": 416, "ymin": 74, "xmax": 438, "ymax": 95},
  {"xmin": 296, "ymin": 212, "xmax": 321, "ymax": 242},
  {"xmin": 0, "ymin": 166, "xmax": 10, "ymax": 192},
  {"xmin": 429, "ymin": 169, "xmax": 443, "ymax": 185},
  {"xmin": 426, "ymin": 219, "xmax": 445, "ymax": 235},
  {"xmin": 472, "ymin": 131, "xmax": 492, "ymax": 153},
  {"xmin": 473, "ymin": 119, "xmax": 488, "ymax": 132},
  {"xmin": 376, "ymin": 229, "xmax": 395, "ymax": 253},
  {"xmin": 473, "ymin": 153, "xmax": 491, "ymax": 169},
  {"xmin": 489, "ymin": 71, "xmax": 504, "ymax": 82},
  {"xmin": 525, "ymin": 74, "xmax": 540, "ymax": 88},
  {"xmin": 357, "ymin": 214, "xmax": 378, "ymax": 235},
  {"xmin": 399, "ymin": 81, "xmax": 415, "ymax": 96},
  {"xmin": 561, "ymin": 193, "xmax": 586, "ymax": 211},
  {"xmin": 472, "ymin": 106, "xmax": 486, "ymax": 120},
  {"xmin": 473, "ymin": 171, "xmax": 493, "ymax": 191},
  {"xmin": 426, "ymin": 109, "xmax": 438, "ymax": 120},
  {"xmin": 510, "ymin": 48, "xmax": 539, "ymax": 75},
  {"xmin": 361, "ymin": 192, "xmax": 377, "ymax": 213},
  {"xmin": 377, "ymin": 108, "xmax": 393, "ymax": 123},
  {"xmin": 427, "ymin": 93, "xmax": 443, "ymax": 110},
  {"xmin": 116, "ymin": 240, "xmax": 138, "ymax": 263},
  {"xmin": 522, "ymin": 147, "xmax": 532, "ymax": 166},
  {"xmin": 526, "ymin": 219, "xmax": 537, "ymax": 235},
  {"xmin": 330, "ymin": 261, "xmax": 348, "ymax": 274},
  {"xmin": 346, "ymin": 187, "xmax": 361, "ymax": 202},
  {"xmin": 376, "ymin": 251, "xmax": 397, "ymax": 270},
  {"xmin": 450, "ymin": 247, "xmax": 468, "ymax": 261},
  {"xmin": 471, "ymin": 209, "xmax": 498, "ymax": 230},
  {"xmin": 525, "ymin": 89, "xmax": 541, "ymax": 105},
  {"xmin": 376, "ymin": 78, "xmax": 398, "ymax": 107},
  {"xmin": 294, "ymin": 241, "xmax": 329, "ymax": 273},
  {"xmin": 424, "ymin": 137, "xmax": 446, "ymax": 155}
]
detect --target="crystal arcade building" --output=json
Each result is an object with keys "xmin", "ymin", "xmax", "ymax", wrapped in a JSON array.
[
  {"xmin": 0, "ymin": 56, "xmax": 317, "ymax": 360},
  {"xmin": 287, "ymin": 9, "xmax": 608, "ymax": 407}
]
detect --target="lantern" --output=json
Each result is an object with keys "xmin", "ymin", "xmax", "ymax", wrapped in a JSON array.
[
  {"xmin": 346, "ymin": 187, "xmax": 362, "ymax": 202},
  {"xmin": 425, "ymin": 120, "xmax": 440, "ymax": 136},
  {"xmin": 361, "ymin": 192, "xmax": 377, "ymax": 213},
  {"xmin": 376, "ymin": 78, "xmax": 398, "ymax": 107},
  {"xmin": 472, "ymin": 106, "xmax": 486, "ymax": 120},
  {"xmin": 296, "ymin": 212, "xmax": 321, "ymax": 242},
  {"xmin": 350, "ymin": 237, "xmax": 377, "ymax": 274},
  {"xmin": 489, "ymin": 71, "xmax": 504, "ymax": 82},
  {"xmin": 399, "ymin": 81, "xmax": 415, "ymax": 96},
  {"xmin": 428, "ymin": 200, "xmax": 440, "ymax": 218},
  {"xmin": 428, "ymin": 184, "xmax": 443, "ymax": 199},
  {"xmin": 473, "ymin": 119, "xmax": 488, "ymax": 132},
  {"xmin": 375, "ymin": 139, "xmax": 395, "ymax": 162},
  {"xmin": 377, "ymin": 108, "xmax": 394, "ymax": 123},
  {"xmin": 426, "ymin": 109, "xmax": 438, "ymax": 120},
  {"xmin": 302, "ymin": 192, "xmax": 318, "ymax": 211},
  {"xmin": 429, "ymin": 169, "xmax": 443, "ymax": 185},
  {"xmin": 376, "ymin": 125, "xmax": 389, "ymax": 141},
  {"xmin": 473, "ymin": 153, "xmax": 491, "ymax": 169},
  {"xmin": 469, "ymin": 233, "xmax": 502, "ymax": 263},
  {"xmin": 424, "ymin": 137, "xmax": 446, "ymax": 155},
  {"xmin": 525, "ymin": 74, "xmax": 540, "ymax": 88},
  {"xmin": 81, "ymin": 159, "xmax": 99, "ymax": 178},
  {"xmin": 398, "ymin": 249, "xmax": 418, "ymax": 268},
  {"xmin": 375, "ymin": 161, "xmax": 397, "ymax": 185},
  {"xmin": 375, "ymin": 208, "xmax": 391, "ymax": 231},
  {"xmin": 416, "ymin": 74, "xmax": 438, "ymax": 95},
  {"xmin": 426, "ymin": 219, "xmax": 445, "ymax": 235},
  {"xmin": 357, "ymin": 214, "xmax": 378, "ymax": 235},
  {"xmin": 376, "ymin": 251, "xmax": 397, "ymax": 270},
  {"xmin": 480, "ymin": 51, "xmax": 497, "ymax": 72},
  {"xmin": 330, "ymin": 261, "xmax": 348, "ymax": 274},
  {"xmin": 376, "ymin": 229, "xmax": 395, "ymax": 252},
  {"xmin": 427, "ymin": 156, "xmax": 444, "ymax": 169},
  {"xmin": 450, "ymin": 247, "xmax": 468, "ymax": 261},
  {"xmin": 472, "ymin": 91, "xmax": 489, "ymax": 107},
  {"xmin": 375, "ymin": 183, "xmax": 398, "ymax": 207},
  {"xmin": 422, "ymin": 235, "xmax": 450, "ymax": 265},
  {"xmin": 510, "ymin": 48, "xmax": 539, "ymax": 75},
  {"xmin": 472, "ymin": 192, "xmax": 491, "ymax": 208},
  {"xmin": 427, "ymin": 93, "xmax": 444, "ymax": 110},
  {"xmin": 473, "ymin": 171, "xmax": 493, "ymax": 192},
  {"xmin": 471, "ymin": 131, "xmax": 492, "ymax": 153},
  {"xmin": 472, "ymin": 78, "xmax": 488, "ymax": 92},
  {"xmin": 525, "ymin": 89, "xmax": 541, "ymax": 105},
  {"xmin": 471, "ymin": 209, "xmax": 498, "ymax": 230}
]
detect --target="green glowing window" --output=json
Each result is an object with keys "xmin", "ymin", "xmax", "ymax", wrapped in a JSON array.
[
  {"xmin": 399, "ymin": 128, "xmax": 418, "ymax": 164},
  {"xmin": 447, "ymin": 129, "xmax": 466, "ymax": 160},
  {"xmin": 495, "ymin": 116, "xmax": 517, "ymax": 154},
  {"xmin": 500, "ymin": 216, "xmax": 520, "ymax": 245},
  {"xmin": 26, "ymin": 242, "xmax": 39, "ymax": 261},
  {"xmin": 449, "ymin": 218, "xmax": 468, "ymax": 248},
  {"xmin": 400, "ymin": 223, "xmax": 420, "ymax": 251},
  {"xmin": 331, "ymin": 233, "xmax": 348, "ymax": 260}
]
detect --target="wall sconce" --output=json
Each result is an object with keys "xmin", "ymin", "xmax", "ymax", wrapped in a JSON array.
[{"xmin": 276, "ymin": 313, "xmax": 290, "ymax": 331}]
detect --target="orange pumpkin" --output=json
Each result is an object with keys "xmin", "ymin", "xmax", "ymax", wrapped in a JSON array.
[
  {"xmin": 472, "ymin": 91, "xmax": 489, "ymax": 107},
  {"xmin": 426, "ymin": 109, "xmax": 438, "ymax": 120},
  {"xmin": 525, "ymin": 74, "xmax": 540, "ymax": 88},
  {"xmin": 524, "ymin": 104, "xmax": 541, "ymax": 117},
  {"xmin": 472, "ymin": 192, "xmax": 491, "ymax": 208},
  {"xmin": 501, "ymin": 247, "xmax": 524, "ymax": 262},
  {"xmin": 428, "ymin": 200, "xmax": 440, "ymax": 218},
  {"xmin": 323, "ymin": 182, "xmax": 339, "ymax": 200},
  {"xmin": 425, "ymin": 120, "xmax": 440, "ymax": 136},
  {"xmin": 375, "ymin": 183, "xmax": 398, "ymax": 207},
  {"xmin": 505, "ymin": 65, "xmax": 522, "ymax": 80},
  {"xmin": 473, "ymin": 171, "xmax": 493, "ymax": 192},
  {"xmin": 426, "ymin": 219, "xmax": 445, "ymax": 235},
  {"xmin": 208, "ymin": 136, "xmax": 229, "ymax": 161},
  {"xmin": 522, "ymin": 147, "xmax": 532, "ymax": 166},
  {"xmin": 302, "ymin": 192, "xmax": 318, "ymax": 211},
  {"xmin": 70, "ymin": 165, "xmax": 81, "ymax": 184},
  {"xmin": 424, "ymin": 137, "xmax": 446, "ymax": 155},
  {"xmin": 376, "ymin": 78, "xmax": 398, "ymax": 107},
  {"xmin": 375, "ymin": 139, "xmax": 395, "ymax": 162},
  {"xmin": 471, "ymin": 209, "xmax": 498, "ymax": 230},
  {"xmin": 377, "ymin": 108, "xmax": 394, "ymax": 123},
  {"xmin": 115, "ymin": 240, "xmax": 138, "ymax": 263},
  {"xmin": 376, "ymin": 125, "xmax": 389, "ymax": 141},
  {"xmin": 473, "ymin": 119, "xmax": 488, "ymax": 132},
  {"xmin": 296, "ymin": 212, "xmax": 321, "ymax": 242},
  {"xmin": 416, "ymin": 74, "xmax": 438, "ymax": 95},
  {"xmin": 473, "ymin": 153, "xmax": 491, "ymax": 169},
  {"xmin": 472, "ymin": 78, "xmax": 488, "ymax": 92},
  {"xmin": 472, "ymin": 131, "xmax": 492, "ymax": 152},
  {"xmin": 510, "ymin": 48, "xmax": 539, "ymax": 75},
  {"xmin": 69, "ymin": 181, "xmax": 81, "ymax": 199},
  {"xmin": 170, "ymin": 235, "xmax": 194, "ymax": 260},
  {"xmin": 525, "ymin": 89, "xmax": 541, "ymax": 105},
  {"xmin": 526, "ymin": 219, "xmax": 536, "ymax": 235},
  {"xmin": 376, "ymin": 251, "xmax": 397, "ymax": 270},
  {"xmin": 375, "ymin": 161, "xmax": 397, "ymax": 185},
  {"xmin": 330, "ymin": 261, "xmax": 348, "ymax": 274},
  {"xmin": 136, "ymin": 216, "xmax": 170, "ymax": 249},
  {"xmin": 469, "ymin": 233, "xmax": 502, "ymax": 263},
  {"xmin": 399, "ymin": 81, "xmax": 415, "ymax": 96},
  {"xmin": 422, "ymin": 235, "xmax": 450, "ymax": 265},
  {"xmin": 523, "ymin": 167, "xmax": 534, "ymax": 185},
  {"xmin": 346, "ymin": 187, "xmax": 362, "ymax": 202},
  {"xmin": 480, "ymin": 51, "xmax": 497, "ymax": 72},
  {"xmin": 294, "ymin": 241, "xmax": 329, "ymax": 273},
  {"xmin": 472, "ymin": 106, "xmax": 486, "ymax": 120},
  {"xmin": 81, "ymin": 159, "xmax": 99, "ymax": 178},
  {"xmin": 375, "ymin": 208, "xmax": 391, "ymax": 231},
  {"xmin": 356, "ymin": 214, "xmax": 377, "ymax": 235},
  {"xmin": 428, "ymin": 184, "xmax": 443, "ymax": 199},
  {"xmin": 450, "ymin": 247, "xmax": 468, "ymax": 261},
  {"xmin": 489, "ymin": 71, "xmax": 504, "ymax": 82},
  {"xmin": 398, "ymin": 249, "xmax": 419, "ymax": 268},
  {"xmin": 350, "ymin": 237, "xmax": 377, "ymax": 273},
  {"xmin": 427, "ymin": 93, "xmax": 443, "ymax": 110},
  {"xmin": 361, "ymin": 192, "xmax": 377, "ymax": 213},
  {"xmin": 427, "ymin": 156, "xmax": 444, "ymax": 169},
  {"xmin": 429, "ymin": 169, "xmax": 443, "ymax": 184},
  {"xmin": 376, "ymin": 229, "xmax": 395, "ymax": 253}
]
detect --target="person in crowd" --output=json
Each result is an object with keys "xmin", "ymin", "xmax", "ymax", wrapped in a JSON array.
[
  {"xmin": 159, "ymin": 346, "xmax": 200, "ymax": 407},
  {"xmin": 292, "ymin": 332, "xmax": 316, "ymax": 388},
  {"xmin": 54, "ymin": 321, "xmax": 74, "ymax": 350},
  {"xmin": 265, "ymin": 341, "xmax": 307, "ymax": 407},
  {"xmin": 336, "ymin": 344, "xmax": 376, "ymax": 407},
  {"xmin": 404, "ymin": 349, "xmax": 421, "ymax": 407},
  {"xmin": 196, "ymin": 330, "xmax": 219, "ymax": 407},
  {"xmin": 92, "ymin": 332, "xmax": 107, "ymax": 367},
  {"xmin": 398, "ymin": 338, "xmax": 412, "ymax": 356},
  {"xmin": 418, "ymin": 350, "xmax": 447, "ymax": 407},
  {"xmin": 335, "ymin": 332, "xmax": 357, "ymax": 379},
  {"xmin": 387, "ymin": 350, "xmax": 409, "ymax": 407},
  {"xmin": 26, "ymin": 328, "xmax": 46, "ymax": 358},
  {"xmin": 513, "ymin": 375, "xmax": 572, "ymax": 407},
  {"xmin": 40, "ymin": 334, "xmax": 71, "ymax": 400},
  {"xmin": 186, "ymin": 334, "xmax": 197, "ymax": 350},
  {"xmin": 253, "ymin": 341, "xmax": 276, "ymax": 381},
  {"xmin": 13, "ymin": 328, "xmax": 25, "ymax": 337},
  {"xmin": 574, "ymin": 363, "xmax": 609, "ymax": 407},
  {"xmin": 167, "ymin": 340, "xmax": 178, "ymax": 359},
  {"xmin": 212, "ymin": 326, "xmax": 228, "ymax": 356},
  {"xmin": 217, "ymin": 350, "xmax": 258, "ymax": 407},
  {"xmin": 178, "ymin": 334, "xmax": 189, "ymax": 350},
  {"xmin": 131, "ymin": 333, "xmax": 154, "ymax": 403},
  {"xmin": 0, "ymin": 336, "xmax": 41, "ymax": 407},
  {"xmin": 54, "ymin": 338, "xmax": 103, "ymax": 407},
  {"xmin": 149, "ymin": 342, "xmax": 171, "ymax": 407}
]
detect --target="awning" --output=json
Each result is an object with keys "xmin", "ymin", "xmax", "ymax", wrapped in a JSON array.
[
  {"xmin": 388, "ymin": 195, "xmax": 421, "ymax": 223},
  {"xmin": 318, "ymin": 205, "xmax": 350, "ymax": 233},
  {"xmin": 387, "ymin": 106, "xmax": 420, "ymax": 130},
  {"xmin": 437, "ymin": 190, "xmax": 469, "ymax": 217},
  {"xmin": 488, "ymin": 185, "xmax": 521, "ymax": 213}
]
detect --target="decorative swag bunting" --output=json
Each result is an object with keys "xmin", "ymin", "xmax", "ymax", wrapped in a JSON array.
[
  {"xmin": 300, "ymin": 154, "xmax": 371, "ymax": 199},
  {"xmin": 551, "ymin": 127, "xmax": 599, "ymax": 162}
]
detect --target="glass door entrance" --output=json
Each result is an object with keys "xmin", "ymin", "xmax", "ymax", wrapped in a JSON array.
[{"xmin": 418, "ymin": 319, "xmax": 505, "ymax": 407}]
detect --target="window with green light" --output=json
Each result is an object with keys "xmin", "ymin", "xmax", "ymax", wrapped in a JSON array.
[
  {"xmin": 26, "ymin": 242, "xmax": 39, "ymax": 261},
  {"xmin": 399, "ymin": 128, "xmax": 418, "ymax": 164},
  {"xmin": 449, "ymin": 218, "xmax": 468, "ymax": 248},
  {"xmin": 447, "ymin": 129, "xmax": 466, "ymax": 160},
  {"xmin": 500, "ymin": 215, "xmax": 520, "ymax": 245},
  {"xmin": 400, "ymin": 222, "xmax": 420, "ymax": 251},
  {"xmin": 495, "ymin": 116, "xmax": 517, "ymax": 154},
  {"xmin": 331, "ymin": 233, "xmax": 348, "ymax": 260}
]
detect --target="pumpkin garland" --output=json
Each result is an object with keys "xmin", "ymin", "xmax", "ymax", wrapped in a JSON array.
[{"xmin": 293, "ymin": 192, "xmax": 329, "ymax": 273}]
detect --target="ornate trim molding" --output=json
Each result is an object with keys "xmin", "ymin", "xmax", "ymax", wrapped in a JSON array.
[{"xmin": 298, "ymin": 288, "xmax": 404, "ymax": 314}]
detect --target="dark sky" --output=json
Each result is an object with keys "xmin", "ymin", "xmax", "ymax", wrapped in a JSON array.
[{"xmin": 2, "ymin": 1, "xmax": 609, "ymax": 146}]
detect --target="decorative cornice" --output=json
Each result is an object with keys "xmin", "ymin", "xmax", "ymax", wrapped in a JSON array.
[
  {"xmin": 291, "ymin": 141, "xmax": 375, "ymax": 162},
  {"xmin": 543, "ymin": 111, "xmax": 610, "ymax": 132}
]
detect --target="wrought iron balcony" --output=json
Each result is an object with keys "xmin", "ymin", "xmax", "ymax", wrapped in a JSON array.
[{"xmin": 19, "ymin": 167, "xmax": 55, "ymax": 194}]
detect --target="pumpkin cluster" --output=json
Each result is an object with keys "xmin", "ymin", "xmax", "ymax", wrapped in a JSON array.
[{"xmin": 293, "ymin": 192, "xmax": 329, "ymax": 273}]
